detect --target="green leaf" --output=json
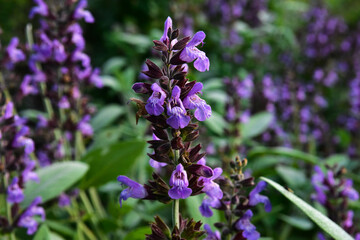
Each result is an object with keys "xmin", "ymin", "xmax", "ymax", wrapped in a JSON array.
[
  {"xmin": 275, "ymin": 166, "xmax": 306, "ymax": 188},
  {"xmin": 279, "ymin": 215, "xmax": 313, "ymax": 230},
  {"xmin": 203, "ymin": 78, "xmax": 224, "ymax": 91},
  {"xmin": 240, "ymin": 112, "xmax": 273, "ymax": 140},
  {"xmin": 261, "ymin": 177, "xmax": 354, "ymax": 240},
  {"xmin": 46, "ymin": 220, "xmax": 75, "ymax": 237},
  {"xmin": 324, "ymin": 154, "xmax": 349, "ymax": 167},
  {"xmin": 34, "ymin": 224, "xmax": 50, "ymax": 240},
  {"xmin": 204, "ymin": 111, "xmax": 226, "ymax": 136},
  {"xmin": 22, "ymin": 162, "xmax": 88, "ymax": 207},
  {"xmin": 101, "ymin": 75, "xmax": 122, "ymax": 92},
  {"xmin": 123, "ymin": 226, "xmax": 151, "ymax": 240},
  {"xmin": 20, "ymin": 109, "xmax": 46, "ymax": 120},
  {"xmin": 103, "ymin": 57, "xmax": 126, "ymax": 74},
  {"xmin": 90, "ymin": 126, "xmax": 123, "ymax": 150},
  {"xmin": 49, "ymin": 232, "xmax": 66, "ymax": 240},
  {"xmin": 80, "ymin": 140, "xmax": 146, "ymax": 188},
  {"xmin": 91, "ymin": 105, "xmax": 125, "ymax": 131},
  {"xmin": 248, "ymin": 147, "xmax": 319, "ymax": 164}
]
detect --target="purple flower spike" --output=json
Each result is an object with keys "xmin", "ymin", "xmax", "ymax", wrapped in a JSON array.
[
  {"xmin": 248, "ymin": 181, "xmax": 271, "ymax": 212},
  {"xmin": 160, "ymin": 16, "xmax": 173, "ymax": 43},
  {"xmin": 180, "ymin": 31, "xmax": 210, "ymax": 72},
  {"xmin": 29, "ymin": 0, "xmax": 49, "ymax": 18},
  {"xmin": 74, "ymin": 0, "xmax": 94, "ymax": 23},
  {"xmin": 168, "ymin": 164, "xmax": 192, "ymax": 199},
  {"xmin": 117, "ymin": 176, "xmax": 147, "ymax": 207},
  {"xmin": 146, "ymin": 83, "xmax": 166, "ymax": 116},
  {"xmin": 341, "ymin": 179, "xmax": 359, "ymax": 200},
  {"xmin": 6, "ymin": 37, "xmax": 25, "ymax": 66},
  {"xmin": 166, "ymin": 86, "xmax": 190, "ymax": 129},
  {"xmin": 18, "ymin": 197, "xmax": 45, "ymax": 235},
  {"xmin": 235, "ymin": 210, "xmax": 260, "ymax": 240},
  {"xmin": 183, "ymin": 82, "xmax": 211, "ymax": 121},
  {"xmin": 7, "ymin": 177, "xmax": 24, "ymax": 204},
  {"xmin": 204, "ymin": 224, "xmax": 221, "ymax": 240}
]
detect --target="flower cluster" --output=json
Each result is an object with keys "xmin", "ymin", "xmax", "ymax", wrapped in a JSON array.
[
  {"xmin": 212, "ymin": 3, "xmax": 360, "ymax": 160},
  {"xmin": 0, "ymin": 99, "xmax": 45, "ymax": 235},
  {"xmin": 203, "ymin": 157, "xmax": 271, "ymax": 240},
  {"xmin": 312, "ymin": 165, "xmax": 360, "ymax": 239},
  {"xmin": 116, "ymin": 16, "xmax": 228, "ymax": 239},
  {"xmin": 20, "ymin": 0, "xmax": 101, "ymax": 165}
]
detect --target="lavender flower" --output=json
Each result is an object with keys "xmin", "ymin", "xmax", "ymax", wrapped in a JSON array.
[
  {"xmin": 341, "ymin": 179, "xmax": 359, "ymax": 200},
  {"xmin": 58, "ymin": 193, "xmax": 71, "ymax": 208},
  {"xmin": 22, "ymin": 160, "xmax": 40, "ymax": 183},
  {"xmin": 77, "ymin": 115, "xmax": 93, "ymax": 137},
  {"xmin": 73, "ymin": 0, "xmax": 94, "ymax": 23},
  {"xmin": 18, "ymin": 197, "xmax": 45, "ymax": 235},
  {"xmin": 180, "ymin": 31, "xmax": 210, "ymax": 72},
  {"xmin": 12, "ymin": 126, "xmax": 35, "ymax": 155},
  {"xmin": 7, "ymin": 177, "xmax": 24, "ymax": 204},
  {"xmin": 204, "ymin": 224, "xmax": 221, "ymax": 240},
  {"xmin": 29, "ymin": 0, "xmax": 48, "ymax": 18},
  {"xmin": 235, "ymin": 210, "xmax": 260, "ymax": 240},
  {"xmin": 168, "ymin": 164, "xmax": 192, "ymax": 199},
  {"xmin": 248, "ymin": 181, "xmax": 272, "ymax": 212},
  {"xmin": 117, "ymin": 176, "xmax": 147, "ymax": 206},
  {"xmin": 199, "ymin": 196, "xmax": 221, "ymax": 217},
  {"xmin": 183, "ymin": 82, "xmax": 212, "ymax": 121},
  {"xmin": 52, "ymin": 40, "xmax": 67, "ymax": 63},
  {"xmin": 6, "ymin": 37, "xmax": 25, "ymax": 67},
  {"xmin": 146, "ymin": 83, "xmax": 166, "ymax": 116},
  {"xmin": 166, "ymin": 86, "xmax": 190, "ymax": 129},
  {"xmin": 199, "ymin": 166, "xmax": 223, "ymax": 199}
]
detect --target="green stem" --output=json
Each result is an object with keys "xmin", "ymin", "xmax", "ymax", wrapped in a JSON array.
[
  {"xmin": 78, "ymin": 222, "xmax": 97, "ymax": 240},
  {"xmin": 173, "ymin": 199, "xmax": 180, "ymax": 229},
  {"xmin": 172, "ymin": 149, "xmax": 180, "ymax": 229},
  {"xmin": 89, "ymin": 187, "xmax": 106, "ymax": 218},
  {"xmin": 79, "ymin": 191, "xmax": 95, "ymax": 219}
]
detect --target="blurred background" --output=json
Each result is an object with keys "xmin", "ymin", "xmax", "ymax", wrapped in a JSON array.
[{"xmin": 1, "ymin": 0, "xmax": 360, "ymax": 239}]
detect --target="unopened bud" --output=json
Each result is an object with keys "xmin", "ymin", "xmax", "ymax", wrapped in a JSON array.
[{"xmin": 132, "ymin": 82, "xmax": 151, "ymax": 94}]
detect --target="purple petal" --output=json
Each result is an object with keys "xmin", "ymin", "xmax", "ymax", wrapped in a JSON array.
[
  {"xmin": 194, "ymin": 55, "xmax": 210, "ymax": 72},
  {"xmin": 187, "ymin": 31, "xmax": 206, "ymax": 48},
  {"xmin": 168, "ymin": 186, "xmax": 192, "ymax": 199}
]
